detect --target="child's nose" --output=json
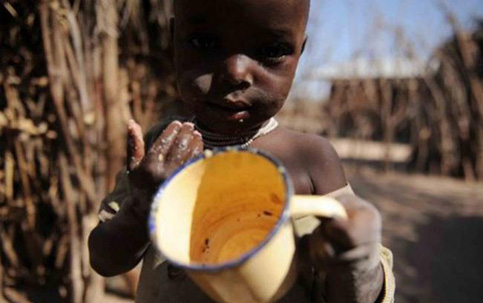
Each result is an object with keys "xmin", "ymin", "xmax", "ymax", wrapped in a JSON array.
[{"xmin": 220, "ymin": 54, "xmax": 253, "ymax": 90}]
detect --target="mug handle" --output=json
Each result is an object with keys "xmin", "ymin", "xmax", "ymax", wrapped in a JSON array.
[{"xmin": 290, "ymin": 195, "xmax": 348, "ymax": 220}]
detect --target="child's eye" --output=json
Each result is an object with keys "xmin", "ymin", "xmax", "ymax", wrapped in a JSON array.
[
  {"xmin": 257, "ymin": 42, "xmax": 293, "ymax": 64},
  {"xmin": 187, "ymin": 35, "xmax": 219, "ymax": 51}
]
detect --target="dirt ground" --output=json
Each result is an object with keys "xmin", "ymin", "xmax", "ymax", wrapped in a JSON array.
[{"xmin": 347, "ymin": 169, "xmax": 483, "ymax": 303}]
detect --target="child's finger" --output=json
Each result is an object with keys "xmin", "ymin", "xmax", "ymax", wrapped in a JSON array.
[
  {"xmin": 165, "ymin": 122, "xmax": 195, "ymax": 167},
  {"xmin": 171, "ymin": 128, "xmax": 203, "ymax": 166},
  {"xmin": 319, "ymin": 217, "xmax": 380, "ymax": 253},
  {"xmin": 127, "ymin": 120, "xmax": 145, "ymax": 171},
  {"xmin": 322, "ymin": 196, "xmax": 381, "ymax": 249},
  {"xmin": 148, "ymin": 121, "xmax": 183, "ymax": 161},
  {"xmin": 321, "ymin": 218, "xmax": 356, "ymax": 249},
  {"xmin": 188, "ymin": 131, "xmax": 204, "ymax": 158},
  {"xmin": 307, "ymin": 225, "xmax": 337, "ymax": 271},
  {"xmin": 334, "ymin": 243, "xmax": 380, "ymax": 265},
  {"xmin": 326, "ymin": 242, "xmax": 382, "ymax": 274},
  {"xmin": 176, "ymin": 130, "xmax": 203, "ymax": 165}
]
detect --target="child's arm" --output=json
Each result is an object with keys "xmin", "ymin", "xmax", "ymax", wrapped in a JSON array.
[
  {"xmin": 301, "ymin": 136, "xmax": 386, "ymax": 303},
  {"xmin": 89, "ymin": 120, "xmax": 203, "ymax": 276}
]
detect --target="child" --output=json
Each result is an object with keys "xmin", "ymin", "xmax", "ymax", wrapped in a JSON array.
[{"xmin": 88, "ymin": 0, "xmax": 395, "ymax": 302}]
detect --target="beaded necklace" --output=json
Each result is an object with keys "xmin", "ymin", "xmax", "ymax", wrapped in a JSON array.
[{"xmin": 194, "ymin": 118, "xmax": 279, "ymax": 150}]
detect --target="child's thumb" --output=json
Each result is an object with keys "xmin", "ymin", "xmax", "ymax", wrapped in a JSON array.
[{"xmin": 127, "ymin": 119, "xmax": 145, "ymax": 171}]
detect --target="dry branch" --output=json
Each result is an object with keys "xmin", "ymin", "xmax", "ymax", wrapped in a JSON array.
[{"xmin": 321, "ymin": 20, "xmax": 483, "ymax": 180}]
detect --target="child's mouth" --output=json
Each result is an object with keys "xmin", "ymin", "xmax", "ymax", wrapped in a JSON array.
[{"xmin": 206, "ymin": 101, "xmax": 251, "ymax": 121}]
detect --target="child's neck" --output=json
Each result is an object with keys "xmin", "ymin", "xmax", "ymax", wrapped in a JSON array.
[{"xmin": 194, "ymin": 118, "xmax": 278, "ymax": 150}]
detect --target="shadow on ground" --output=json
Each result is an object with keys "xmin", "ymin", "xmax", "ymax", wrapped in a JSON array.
[
  {"xmin": 402, "ymin": 216, "xmax": 483, "ymax": 303},
  {"xmin": 350, "ymin": 172, "xmax": 483, "ymax": 303}
]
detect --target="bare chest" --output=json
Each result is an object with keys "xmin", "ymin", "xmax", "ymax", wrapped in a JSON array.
[{"xmin": 250, "ymin": 147, "xmax": 313, "ymax": 195}]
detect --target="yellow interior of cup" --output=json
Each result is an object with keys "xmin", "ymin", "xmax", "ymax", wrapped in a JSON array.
[{"xmin": 153, "ymin": 150, "xmax": 286, "ymax": 266}]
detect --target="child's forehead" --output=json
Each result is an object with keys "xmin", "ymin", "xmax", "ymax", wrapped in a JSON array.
[{"xmin": 174, "ymin": 0, "xmax": 309, "ymax": 31}]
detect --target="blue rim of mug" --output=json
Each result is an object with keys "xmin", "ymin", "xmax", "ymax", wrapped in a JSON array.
[{"xmin": 148, "ymin": 146, "xmax": 294, "ymax": 272}]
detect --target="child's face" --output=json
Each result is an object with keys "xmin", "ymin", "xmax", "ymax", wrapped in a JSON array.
[{"xmin": 173, "ymin": 0, "xmax": 308, "ymax": 133}]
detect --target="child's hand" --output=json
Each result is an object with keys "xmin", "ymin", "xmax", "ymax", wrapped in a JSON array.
[
  {"xmin": 303, "ymin": 195, "xmax": 384, "ymax": 303},
  {"xmin": 126, "ymin": 120, "xmax": 203, "ymax": 220}
]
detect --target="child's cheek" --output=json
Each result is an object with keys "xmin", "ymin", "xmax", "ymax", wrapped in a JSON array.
[
  {"xmin": 257, "ymin": 64, "xmax": 295, "ymax": 96},
  {"xmin": 192, "ymin": 74, "xmax": 213, "ymax": 95},
  {"xmin": 178, "ymin": 70, "xmax": 213, "ymax": 99},
  {"xmin": 261, "ymin": 74, "xmax": 293, "ymax": 102}
]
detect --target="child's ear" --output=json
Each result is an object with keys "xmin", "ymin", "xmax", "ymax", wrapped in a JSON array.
[{"xmin": 301, "ymin": 36, "xmax": 308, "ymax": 55}]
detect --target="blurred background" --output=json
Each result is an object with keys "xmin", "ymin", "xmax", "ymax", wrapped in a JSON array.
[{"xmin": 0, "ymin": 0, "xmax": 482, "ymax": 302}]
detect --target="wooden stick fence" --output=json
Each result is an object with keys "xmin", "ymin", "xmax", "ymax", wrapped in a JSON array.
[{"xmin": 1, "ymin": 0, "xmax": 174, "ymax": 302}]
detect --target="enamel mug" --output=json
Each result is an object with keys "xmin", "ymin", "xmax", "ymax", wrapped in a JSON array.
[{"xmin": 149, "ymin": 148, "xmax": 347, "ymax": 303}]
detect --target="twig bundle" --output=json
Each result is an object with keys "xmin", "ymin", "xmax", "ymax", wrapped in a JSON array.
[{"xmin": 0, "ymin": 0, "xmax": 175, "ymax": 302}]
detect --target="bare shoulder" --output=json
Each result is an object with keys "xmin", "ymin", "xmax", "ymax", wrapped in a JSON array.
[{"xmin": 266, "ymin": 127, "xmax": 348, "ymax": 195}]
